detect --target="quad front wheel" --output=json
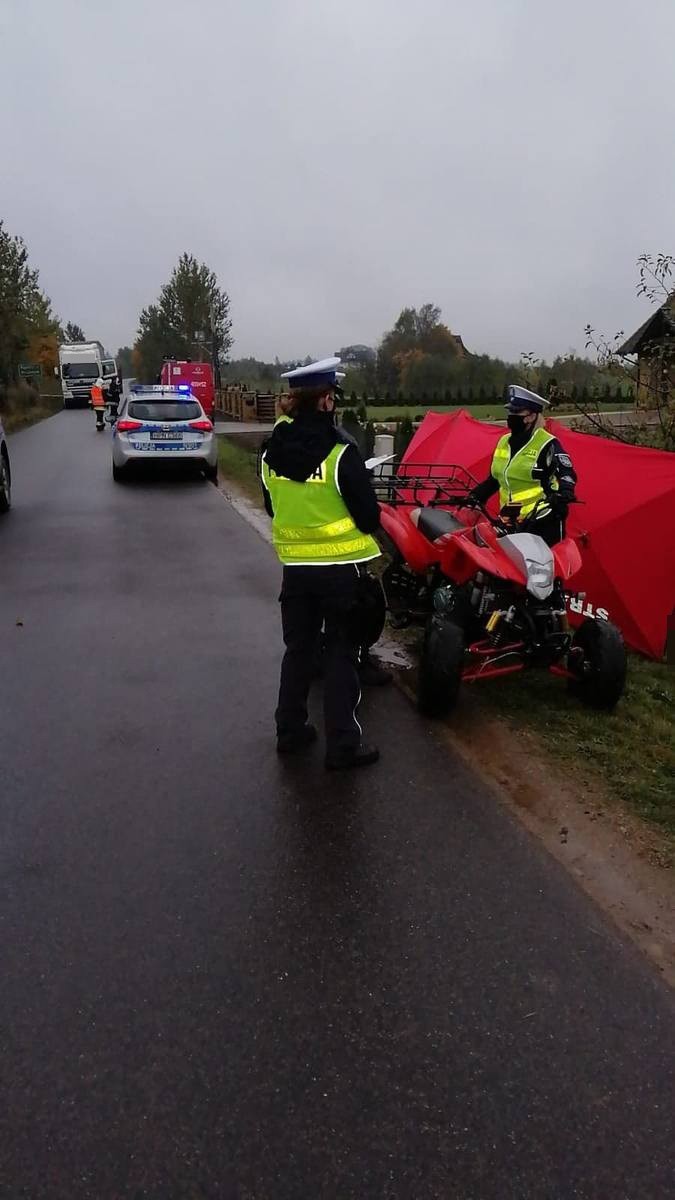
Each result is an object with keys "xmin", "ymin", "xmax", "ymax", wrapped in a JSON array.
[
  {"xmin": 417, "ymin": 616, "xmax": 465, "ymax": 717},
  {"xmin": 358, "ymin": 571, "xmax": 387, "ymax": 649},
  {"xmin": 568, "ymin": 618, "xmax": 626, "ymax": 710},
  {"xmin": 0, "ymin": 450, "xmax": 11, "ymax": 513}
]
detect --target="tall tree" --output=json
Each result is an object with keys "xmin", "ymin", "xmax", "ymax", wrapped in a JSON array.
[
  {"xmin": 64, "ymin": 321, "xmax": 86, "ymax": 342},
  {"xmin": 0, "ymin": 219, "xmax": 60, "ymax": 383},
  {"xmin": 115, "ymin": 346, "xmax": 134, "ymax": 377},
  {"xmin": 135, "ymin": 253, "xmax": 232, "ymax": 382}
]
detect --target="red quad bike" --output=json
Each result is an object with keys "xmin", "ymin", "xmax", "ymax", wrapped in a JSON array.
[{"xmin": 371, "ymin": 463, "xmax": 627, "ymax": 717}]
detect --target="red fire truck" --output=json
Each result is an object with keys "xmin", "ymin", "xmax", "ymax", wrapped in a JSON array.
[{"xmin": 160, "ymin": 360, "xmax": 215, "ymax": 419}]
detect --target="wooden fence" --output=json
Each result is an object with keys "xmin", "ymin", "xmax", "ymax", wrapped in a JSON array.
[{"xmin": 216, "ymin": 385, "xmax": 279, "ymax": 423}]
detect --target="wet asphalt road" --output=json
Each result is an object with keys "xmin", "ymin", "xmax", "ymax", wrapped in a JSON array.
[{"xmin": 0, "ymin": 412, "xmax": 674, "ymax": 1199}]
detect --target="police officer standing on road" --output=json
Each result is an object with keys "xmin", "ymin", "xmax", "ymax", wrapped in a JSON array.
[
  {"xmin": 272, "ymin": 392, "xmax": 391, "ymax": 687},
  {"xmin": 261, "ymin": 358, "xmax": 381, "ymax": 770},
  {"xmin": 106, "ymin": 373, "xmax": 121, "ymax": 418},
  {"xmin": 469, "ymin": 384, "xmax": 577, "ymax": 545}
]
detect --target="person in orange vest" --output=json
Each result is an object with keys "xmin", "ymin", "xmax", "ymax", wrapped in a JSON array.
[{"xmin": 90, "ymin": 376, "xmax": 106, "ymax": 431}]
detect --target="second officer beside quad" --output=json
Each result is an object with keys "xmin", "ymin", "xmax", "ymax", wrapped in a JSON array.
[{"xmin": 469, "ymin": 384, "xmax": 577, "ymax": 545}]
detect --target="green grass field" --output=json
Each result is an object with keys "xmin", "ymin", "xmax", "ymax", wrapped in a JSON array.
[{"xmin": 364, "ymin": 402, "xmax": 631, "ymax": 422}]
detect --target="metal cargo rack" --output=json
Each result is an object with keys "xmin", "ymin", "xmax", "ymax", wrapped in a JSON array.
[{"xmin": 369, "ymin": 461, "xmax": 478, "ymax": 507}]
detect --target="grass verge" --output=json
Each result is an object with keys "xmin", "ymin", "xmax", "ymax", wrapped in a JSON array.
[
  {"xmin": 3, "ymin": 397, "xmax": 61, "ymax": 433},
  {"xmin": 217, "ymin": 437, "xmax": 263, "ymax": 505},
  {"xmin": 477, "ymin": 654, "xmax": 674, "ymax": 843}
]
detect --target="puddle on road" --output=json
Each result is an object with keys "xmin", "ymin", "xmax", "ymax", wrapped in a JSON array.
[{"xmin": 372, "ymin": 632, "xmax": 414, "ymax": 670}]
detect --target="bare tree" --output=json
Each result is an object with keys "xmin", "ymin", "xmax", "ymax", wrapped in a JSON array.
[{"xmin": 583, "ymin": 253, "xmax": 675, "ymax": 450}]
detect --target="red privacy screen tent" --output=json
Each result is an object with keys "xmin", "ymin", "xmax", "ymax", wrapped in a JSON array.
[{"xmin": 403, "ymin": 410, "xmax": 675, "ymax": 660}]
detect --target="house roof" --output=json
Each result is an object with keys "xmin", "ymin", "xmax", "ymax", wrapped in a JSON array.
[{"xmin": 618, "ymin": 297, "xmax": 675, "ymax": 355}]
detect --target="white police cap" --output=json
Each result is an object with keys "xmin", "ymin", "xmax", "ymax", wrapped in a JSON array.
[
  {"xmin": 505, "ymin": 384, "xmax": 550, "ymax": 413},
  {"xmin": 280, "ymin": 357, "xmax": 346, "ymax": 389}
]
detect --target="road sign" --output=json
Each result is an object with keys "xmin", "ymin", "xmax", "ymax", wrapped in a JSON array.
[{"xmin": 18, "ymin": 363, "xmax": 42, "ymax": 378}]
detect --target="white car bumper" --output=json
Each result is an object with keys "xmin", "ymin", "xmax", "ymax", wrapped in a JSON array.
[{"xmin": 112, "ymin": 430, "xmax": 218, "ymax": 468}]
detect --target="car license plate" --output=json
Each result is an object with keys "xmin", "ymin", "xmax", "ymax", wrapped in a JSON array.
[{"xmin": 151, "ymin": 430, "xmax": 183, "ymax": 441}]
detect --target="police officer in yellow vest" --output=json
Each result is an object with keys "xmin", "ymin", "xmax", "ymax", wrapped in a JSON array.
[
  {"xmin": 469, "ymin": 384, "xmax": 577, "ymax": 545},
  {"xmin": 270, "ymin": 395, "xmax": 392, "ymax": 688},
  {"xmin": 261, "ymin": 358, "xmax": 381, "ymax": 770}
]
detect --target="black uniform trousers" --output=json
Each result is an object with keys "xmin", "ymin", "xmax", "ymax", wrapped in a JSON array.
[
  {"xmin": 531, "ymin": 511, "xmax": 566, "ymax": 547},
  {"xmin": 276, "ymin": 564, "xmax": 362, "ymax": 754}
]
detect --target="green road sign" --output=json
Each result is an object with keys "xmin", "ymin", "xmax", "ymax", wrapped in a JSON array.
[{"xmin": 18, "ymin": 363, "xmax": 42, "ymax": 378}]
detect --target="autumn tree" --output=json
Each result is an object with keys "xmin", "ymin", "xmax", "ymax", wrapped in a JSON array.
[
  {"xmin": 377, "ymin": 303, "xmax": 465, "ymax": 394},
  {"xmin": 0, "ymin": 219, "xmax": 60, "ymax": 384},
  {"xmin": 335, "ymin": 344, "xmax": 376, "ymax": 367},
  {"xmin": 27, "ymin": 330, "xmax": 59, "ymax": 378},
  {"xmin": 135, "ymin": 253, "xmax": 233, "ymax": 382}
]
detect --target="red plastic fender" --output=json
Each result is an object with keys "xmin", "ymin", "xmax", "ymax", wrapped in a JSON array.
[
  {"xmin": 552, "ymin": 537, "xmax": 583, "ymax": 582},
  {"xmin": 379, "ymin": 504, "xmax": 441, "ymax": 573},
  {"xmin": 440, "ymin": 525, "xmax": 527, "ymax": 587}
]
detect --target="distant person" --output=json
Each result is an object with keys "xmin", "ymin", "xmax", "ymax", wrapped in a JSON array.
[
  {"xmin": 106, "ymin": 374, "xmax": 121, "ymax": 417},
  {"xmin": 90, "ymin": 376, "xmax": 106, "ymax": 431},
  {"xmin": 469, "ymin": 384, "xmax": 577, "ymax": 545}
]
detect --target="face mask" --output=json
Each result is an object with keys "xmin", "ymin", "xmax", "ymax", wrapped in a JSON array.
[{"xmin": 507, "ymin": 414, "xmax": 529, "ymax": 434}]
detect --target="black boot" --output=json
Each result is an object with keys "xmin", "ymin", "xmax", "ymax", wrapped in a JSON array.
[
  {"xmin": 277, "ymin": 723, "xmax": 318, "ymax": 755},
  {"xmin": 325, "ymin": 743, "xmax": 380, "ymax": 771}
]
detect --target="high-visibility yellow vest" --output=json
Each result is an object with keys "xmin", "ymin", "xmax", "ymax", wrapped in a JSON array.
[
  {"xmin": 261, "ymin": 442, "xmax": 380, "ymax": 566},
  {"xmin": 491, "ymin": 427, "xmax": 556, "ymax": 519}
]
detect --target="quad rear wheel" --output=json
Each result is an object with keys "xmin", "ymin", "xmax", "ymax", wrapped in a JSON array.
[
  {"xmin": 417, "ymin": 616, "xmax": 465, "ymax": 717},
  {"xmin": 568, "ymin": 618, "xmax": 626, "ymax": 710}
]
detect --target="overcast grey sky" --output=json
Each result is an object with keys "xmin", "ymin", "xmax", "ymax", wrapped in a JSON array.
[{"xmin": 2, "ymin": 0, "xmax": 674, "ymax": 363}]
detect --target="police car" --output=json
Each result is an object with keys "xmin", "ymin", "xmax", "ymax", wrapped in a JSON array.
[
  {"xmin": 0, "ymin": 416, "xmax": 10, "ymax": 514},
  {"xmin": 111, "ymin": 385, "xmax": 219, "ymax": 483}
]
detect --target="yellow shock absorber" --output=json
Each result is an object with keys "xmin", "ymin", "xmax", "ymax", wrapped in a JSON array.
[{"xmin": 486, "ymin": 610, "xmax": 502, "ymax": 634}]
